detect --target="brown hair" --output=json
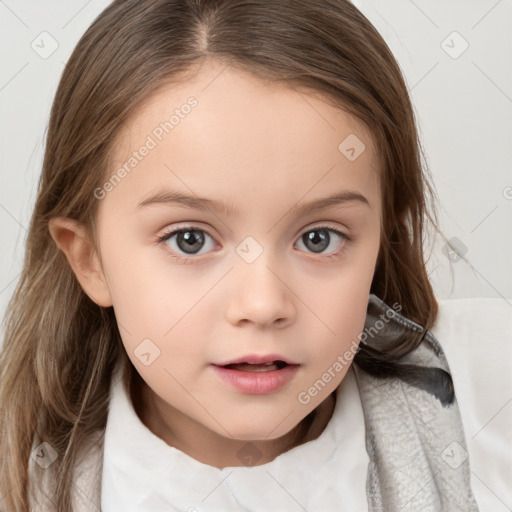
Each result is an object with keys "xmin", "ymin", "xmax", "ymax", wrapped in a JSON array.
[{"xmin": 0, "ymin": 0, "xmax": 443, "ymax": 509}]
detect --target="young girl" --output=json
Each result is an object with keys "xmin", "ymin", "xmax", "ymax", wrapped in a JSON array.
[{"xmin": 0, "ymin": 0, "xmax": 479, "ymax": 510}]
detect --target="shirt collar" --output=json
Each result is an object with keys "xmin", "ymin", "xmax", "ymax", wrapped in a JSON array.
[{"xmin": 101, "ymin": 363, "xmax": 368, "ymax": 511}]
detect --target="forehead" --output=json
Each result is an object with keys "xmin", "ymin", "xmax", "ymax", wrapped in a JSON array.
[{"xmin": 104, "ymin": 61, "xmax": 381, "ymax": 214}]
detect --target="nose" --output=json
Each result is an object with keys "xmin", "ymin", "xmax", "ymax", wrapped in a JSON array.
[{"xmin": 224, "ymin": 250, "xmax": 296, "ymax": 328}]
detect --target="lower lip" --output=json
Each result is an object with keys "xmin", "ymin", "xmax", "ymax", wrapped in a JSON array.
[{"xmin": 211, "ymin": 364, "xmax": 300, "ymax": 394}]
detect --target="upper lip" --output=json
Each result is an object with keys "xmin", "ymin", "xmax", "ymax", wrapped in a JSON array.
[{"xmin": 213, "ymin": 353, "xmax": 299, "ymax": 366}]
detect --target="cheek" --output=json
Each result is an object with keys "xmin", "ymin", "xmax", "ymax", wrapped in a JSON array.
[
  {"xmin": 295, "ymin": 281, "xmax": 368, "ymax": 404},
  {"xmin": 307, "ymin": 281, "xmax": 368, "ymax": 353},
  {"xmin": 101, "ymin": 235, "xmax": 194, "ymax": 328},
  {"xmin": 296, "ymin": 249, "xmax": 374, "ymax": 363},
  {"xmin": 101, "ymin": 242, "xmax": 212, "ymax": 372}
]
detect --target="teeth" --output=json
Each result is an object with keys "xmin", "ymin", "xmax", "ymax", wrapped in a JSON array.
[
  {"xmin": 224, "ymin": 361, "xmax": 286, "ymax": 372},
  {"xmin": 239, "ymin": 363, "xmax": 279, "ymax": 372}
]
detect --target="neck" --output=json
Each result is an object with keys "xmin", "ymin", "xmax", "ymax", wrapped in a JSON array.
[{"xmin": 129, "ymin": 371, "xmax": 336, "ymax": 469}]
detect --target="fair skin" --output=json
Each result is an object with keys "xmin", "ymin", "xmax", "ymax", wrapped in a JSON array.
[{"xmin": 49, "ymin": 60, "xmax": 382, "ymax": 468}]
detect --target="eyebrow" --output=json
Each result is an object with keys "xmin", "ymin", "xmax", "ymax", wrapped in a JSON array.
[{"xmin": 137, "ymin": 189, "xmax": 371, "ymax": 216}]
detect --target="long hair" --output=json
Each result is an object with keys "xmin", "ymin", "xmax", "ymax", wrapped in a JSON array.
[{"xmin": 0, "ymin": 0, "xmax": 441, "ymax": 509}]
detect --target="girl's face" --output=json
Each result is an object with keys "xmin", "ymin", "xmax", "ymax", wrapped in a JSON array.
[{"xmin": 94, "ymin": 60, "xmax": 381, "ymax": 455}]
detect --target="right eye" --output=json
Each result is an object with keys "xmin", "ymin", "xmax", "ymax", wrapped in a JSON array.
[{"xmin": 157, "ymin": 226, "xmax": 217, "ymax": 262}]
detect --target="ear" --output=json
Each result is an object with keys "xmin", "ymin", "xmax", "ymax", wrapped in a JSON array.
[{"xmin": 48, "ymin": 217, "xmax": 113, "ymax": 307}]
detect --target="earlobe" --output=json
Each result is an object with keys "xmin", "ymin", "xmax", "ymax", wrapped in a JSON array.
[{"xmin": 48, "ymin": 217, "xmax": 113, "ymax": 308}]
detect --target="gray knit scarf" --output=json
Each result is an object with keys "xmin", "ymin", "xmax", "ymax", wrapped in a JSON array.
[{"xmin": 353, "ymin": 294, "xmax": 479, "ymax": 511}]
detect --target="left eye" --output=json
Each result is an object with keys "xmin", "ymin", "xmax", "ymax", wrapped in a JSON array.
[
  {"xmin": 157, "ymin": 225, "xmax": 349, "ymax": 261},
  {"xmin": 295, "ymin": 227, "xmax": 348, "ymax": 255}
]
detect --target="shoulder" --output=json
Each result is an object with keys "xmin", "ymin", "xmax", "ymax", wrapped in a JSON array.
[{"xmin": 28, "ymin": 429, "xmax": 104, "ymax": 512}]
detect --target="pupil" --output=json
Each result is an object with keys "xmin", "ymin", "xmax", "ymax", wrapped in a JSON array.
[
  {"xmin": 304, "ymin": 229, "xmax": 329, "ymax": 253},
  {"xmin": 178, "ymin": 230, "xmax": 204, "ymax": 254}
]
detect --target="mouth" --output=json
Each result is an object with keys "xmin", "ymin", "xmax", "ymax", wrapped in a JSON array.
[
  {"xmin": 218, "ymin": 360, "xmax": 290, "ymax": 372},
  {"xmin": 213, "ymin": 353, "xmax": 299, "ymax": 368},
  {"xmin": 211, "ymin": 355, "xmax": 300, "ymax": 394}
]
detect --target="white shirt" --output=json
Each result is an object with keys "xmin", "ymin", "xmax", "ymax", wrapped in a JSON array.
[{"xmin": 101, "ymin": 365, "xmax": 369, "ymax": 512}]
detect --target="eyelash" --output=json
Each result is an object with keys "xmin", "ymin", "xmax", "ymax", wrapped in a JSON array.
[{"xmin": 156, "ymin": 224, "xmax": 351, "ymax": 264}]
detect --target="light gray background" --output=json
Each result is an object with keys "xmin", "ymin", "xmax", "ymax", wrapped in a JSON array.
[{"xmin": 0, "ymin": 2, "xmax": 511, "ymax": 323}]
